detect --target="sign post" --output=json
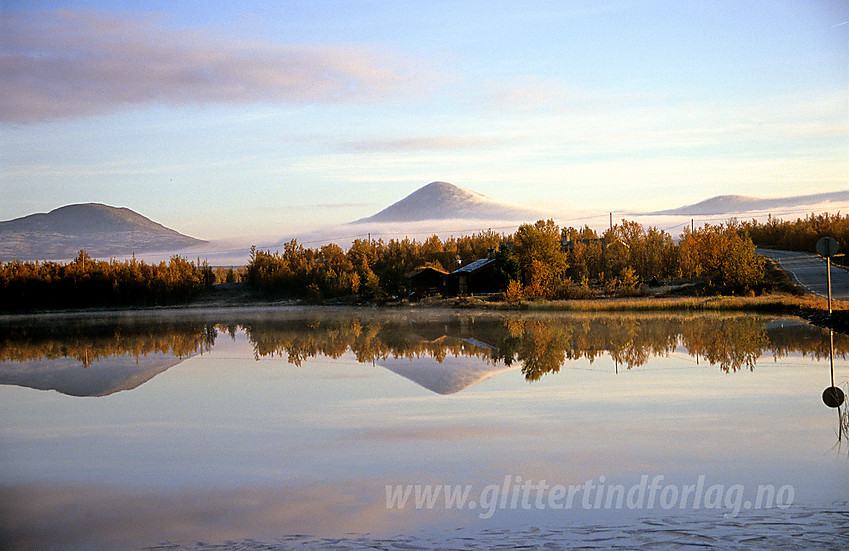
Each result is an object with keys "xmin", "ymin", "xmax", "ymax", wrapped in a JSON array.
[{"xmin": 816, "ymin": 236, "xmax": 839, "ymax": 314}]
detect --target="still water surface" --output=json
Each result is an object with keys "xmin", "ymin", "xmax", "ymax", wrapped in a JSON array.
[{"xmin": 1, "ymin": 307, "xmax": 847, "ymax": 549}]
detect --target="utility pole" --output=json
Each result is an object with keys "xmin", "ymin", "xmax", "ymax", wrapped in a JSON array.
[
  {"xmin": 816, "ymin": 237, "xmax": 838, "ymax": 315},
  {"xmin": 609, "ymin": 212, "xmax": 613, "ymax": 231}
]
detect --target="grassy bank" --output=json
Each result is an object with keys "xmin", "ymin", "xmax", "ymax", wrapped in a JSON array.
[
  {"xmin": 2, "ymin": 264, "xmax": 845, "ymax": 328},
  {"xmin": 523, "ymin": 294, "xmax": 835, "ymax": 312},
  {"xmin": 430, "ymin": 291, "xmax": 849, "ymax": 336},
  {"xmin": 437, "ymin": 292, "xmax": 839, "ymax": 313},
  {"xmin": 1, "ymin": 282, "xmax": 842, "ymax": 315},
  {"xmin": 5, "ymin": 287, "xmax": 849, "ymax": 336}
]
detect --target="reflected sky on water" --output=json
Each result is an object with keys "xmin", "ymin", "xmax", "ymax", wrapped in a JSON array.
[{"xmin": 0, "ymin": 307, "xmax": 847, "ymax": 549}]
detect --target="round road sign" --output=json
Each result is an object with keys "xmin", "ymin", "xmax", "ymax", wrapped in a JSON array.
[
  {"xmin": 816, "ymin": 236, "xmax": 839, "ymax": 258},
  {"xmin": 823, "ymin": 386, "xmax": 845, "ymax": 408}
]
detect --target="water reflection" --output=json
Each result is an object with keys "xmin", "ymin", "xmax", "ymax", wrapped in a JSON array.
[
  {"xmin": 1, "ymin": 310, "xmax": 848, "ymax": 396},
  {"xmin": 0, "ymin": 316, "xmax": 214, "ymax": 396},
  {"xmin": 2, "ymin": 309, "xmax": 847, "ymax": 550},
  {"xmin": 0, "ymin": 316, "xmax": 216, "ymax": 364}
]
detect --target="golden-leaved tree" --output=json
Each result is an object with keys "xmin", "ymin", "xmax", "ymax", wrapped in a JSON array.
[{"xmin": 513, "ymin": 220, "xmax": 568, "ymax": 298}]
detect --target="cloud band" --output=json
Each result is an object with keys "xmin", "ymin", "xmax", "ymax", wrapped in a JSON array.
[{"xmin": 1, "ymin": 9, "xmax": 426, "ymax": 123}]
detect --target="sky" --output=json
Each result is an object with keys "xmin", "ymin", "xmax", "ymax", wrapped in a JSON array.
[{"xmin": 2, "ymin": 0, "xmax": 848, "ymax": 240}]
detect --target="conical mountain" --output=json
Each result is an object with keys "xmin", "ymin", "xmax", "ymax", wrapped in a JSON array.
[
  {"xmin": 353, "ymin": 181, "xmax": 546, "ymax": 223},
  {"xmin": 0, "ymin": 203, "xmax": 206, "ymax": 260}
]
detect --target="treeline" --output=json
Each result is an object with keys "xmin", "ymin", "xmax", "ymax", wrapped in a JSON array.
[
  {"xmin": 741, "ymin": 212, "xmax": 849, "ymax": 253},
  {"xmin": 246, "ymin": 219, "xmax": 766, "ymax": 301},
  {"xmin": 0, "ymin": 251, "xmax": 214, "ymax": 311},
  {"xmin": 245, "ymin": 231, "xmax": 505, "ymax": 300}
]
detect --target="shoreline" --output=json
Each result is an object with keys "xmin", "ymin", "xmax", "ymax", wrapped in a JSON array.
[
  {"xmin": 1, "ymin": 291, "xmax": 846, "ymax": 331},
  {"xmin": 0, "ymin": 289, "xmax": 841, "ymax": 315}
]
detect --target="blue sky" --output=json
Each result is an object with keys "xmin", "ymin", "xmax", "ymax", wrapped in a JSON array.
[{"xmin": 2, "ymin": 1, "xmax": 847, "ymax": 239}]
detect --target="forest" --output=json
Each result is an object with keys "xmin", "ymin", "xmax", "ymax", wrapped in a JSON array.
[
  {"xmin": 0, "ymin": 251, "xmax": 214, "ymax": 310},
  {"xmin": 0, "ymin": 213, "xmax": 845, "ymax": 310},
  {"xmin": 741, "ymin": 212, "xmax": 849, "ymax": 253},
  {"xmin": 245, "ymin": 219, "xmax": 767, "ymax": 302}
]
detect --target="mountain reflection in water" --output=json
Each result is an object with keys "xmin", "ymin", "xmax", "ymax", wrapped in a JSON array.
[{"xmin": 0, "ymin": 309, "xmax": 845, "ymax": 396}]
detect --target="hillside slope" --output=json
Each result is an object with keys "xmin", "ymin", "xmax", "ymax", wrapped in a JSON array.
[
  {"xmin": 0, "ymin": 203, "xmax": 206, "ymax": 260},
  {"xmin": 649, "ymin": 191, "xmax": 849, "ymax": 216}
]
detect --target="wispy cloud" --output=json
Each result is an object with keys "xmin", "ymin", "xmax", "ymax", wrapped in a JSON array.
[
  {"xmin": 339, "ymin": 135, "xmax": 501, "ymax": 153},
  {"xmin": 482, "ymin": 75, "xmax": 610, "ymax": 111},
  {"xmin": 0, "ymin": 9, "xmax": 431, "ymax": 123}
]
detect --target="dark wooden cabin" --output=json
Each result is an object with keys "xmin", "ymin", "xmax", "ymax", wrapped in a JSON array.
[
  {"xmin": 445, "ymin": 258, "xmax": 499, "ymax": 296},
  {"xmin": 405, "ymin": 266, "xmax": 448, "ymax": 298}
]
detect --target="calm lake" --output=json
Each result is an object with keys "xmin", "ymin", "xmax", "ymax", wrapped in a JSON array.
[{"xmin": 1, "ymin": 307, "xmax": 847, "ymax": 550}]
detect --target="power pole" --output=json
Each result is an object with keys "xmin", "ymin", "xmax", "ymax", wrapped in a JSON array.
[{"xmin": 816, "ymin": 237, "xmax": 838, "ymax": 315}]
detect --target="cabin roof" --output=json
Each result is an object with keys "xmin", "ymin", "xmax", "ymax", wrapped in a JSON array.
[
  {"xmin": 450, "ymin": 258, "xmax": 496, "ymax": 275},
  {"xmin": 404, "ymin": 266, "xmax": 449, "ymax": 278}
]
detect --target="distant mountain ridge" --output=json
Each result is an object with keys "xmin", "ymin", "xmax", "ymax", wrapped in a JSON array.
[
  {"xmin": 352, "ymin": 181, "xmax": 547, "ymax": 223},
  {"xmin": 648, "ymin": 191, "xmax": 849, "ymax": 216},
  {"xmin": 0, "ymin": 203, "xmax": 205, "ymax": 261}
]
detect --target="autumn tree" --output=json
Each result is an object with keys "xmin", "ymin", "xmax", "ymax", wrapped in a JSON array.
[
  {"xmin": 514, "ymin": 220, "xmax": 568, "ymax": 298},
  {"xmin": 679, "ymin": 225, "xmax": 764, "ymax": 291}
]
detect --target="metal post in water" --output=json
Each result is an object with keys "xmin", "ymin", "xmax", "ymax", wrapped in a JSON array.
[
  {"xmin": 823, "ymin": 328, "xmax": 845, "ymax": 411},
  {"xmin": 830, "ymin": 329, "xmax": 835, "ymax": 388},
  {"xmin": 836, "ymin": 329, "xmax": 843, "ymax": 442}
]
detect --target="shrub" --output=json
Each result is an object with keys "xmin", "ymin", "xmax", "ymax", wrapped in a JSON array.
[
  {"xmin": 617, "ymin": 266, "xmax": 642, "ymax": 297},
  {"xmin": 504, "ymin": 280, "xmax": 524, "ymax": 302}
]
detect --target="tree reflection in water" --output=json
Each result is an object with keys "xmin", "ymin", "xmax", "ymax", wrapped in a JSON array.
[
  {"xmin": 2, "ymin": 312, "xmax": 847, "ymax": 384},
  {"xmin": 0, "ymin": 317, "xmax": 217, "ymax": 365}
]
